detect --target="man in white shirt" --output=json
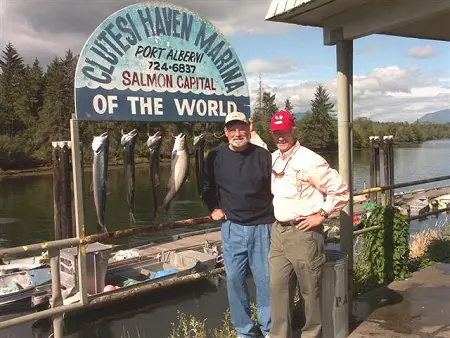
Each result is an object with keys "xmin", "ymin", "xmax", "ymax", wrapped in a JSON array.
[
  {"xmin": 268, "ymin": 110, "xmax": 349, "ymax": 338},
  {"xmin": 249, "ymin": 117, "xmax": 268, "ymax": 150}
]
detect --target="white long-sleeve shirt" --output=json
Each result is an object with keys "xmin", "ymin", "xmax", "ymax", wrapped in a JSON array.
[
  {"xmin": 250, "ymin": 131, "xmax": 268, "ymax": 150},
  {"xmin": 271, "ymin": 142, "xmax": 349, "ymax": 222}
]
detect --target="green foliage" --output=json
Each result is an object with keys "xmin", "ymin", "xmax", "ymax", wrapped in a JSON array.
[
  {"xmin": 169, "ymin": 311, "xmax": 208, "ymax": 338},
  {"xmin": 354, "ymin": 206, "xmax": 410, "ymax": 293},
  {"xmin": 0, "ymin": 42, "xmax": 25, "ymax": 134},
  {"xmin": 284, "ymin": 98, "xmax": 294, "ymax": 113},
  {"xmin": 169, "ymin": 303, "xmax": 261, "ymax": 338},
  {"xmin": 1, "ymin": 43, "xmax": 450, "ymax": 170},
  {"xmin": 407, "ymin": 256, "xmax": 432, "ymax": 272},
  {"xmin": 252, "ymin": 91, "xmax": 279, "ymax": 151},
  {"xmin": 426, "ymin": 238, "xmax": 450, "ymax": 263},
  {"xmin": 353, "ymin": 118, "xmax": 450, "ymax": 147},
  {"xmin": 298, "ymin": 85, "xmax": 336, "ymax": 149}
]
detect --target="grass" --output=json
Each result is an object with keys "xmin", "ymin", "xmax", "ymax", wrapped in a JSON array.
[
  {"xmin": 409, "ymin": 228, "xmax": 443, "ymax": 259},
  {"xmin": 167, "ymin": 309, "xmax": 237, "ymax": 338},
  {"xmin": 167, "ymin": 303, "xmax": 261, "ymax": 338},
  {"xmin": 408, "ymin": 216, "xmax": 450, "ymax": 271}
]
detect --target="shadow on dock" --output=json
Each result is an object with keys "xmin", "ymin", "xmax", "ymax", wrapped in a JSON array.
[{"xmin": 350, "ymin": 263, "xmax": 450, "ymax": 337}]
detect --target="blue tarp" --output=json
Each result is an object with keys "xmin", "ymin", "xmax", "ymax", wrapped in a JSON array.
[{"xmin": 151, "ymin": 269, "xmax": 180, "ymax": 280}]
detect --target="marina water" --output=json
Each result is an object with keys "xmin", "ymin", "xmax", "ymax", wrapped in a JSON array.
[{"xmin": 0, "ymin": 139, "xmax": 449, "ymax": 337}]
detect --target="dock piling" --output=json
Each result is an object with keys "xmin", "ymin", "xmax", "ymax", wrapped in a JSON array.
[{"xmin": 52, "ymin": 141, "xmax": 74, "ymax": 240}]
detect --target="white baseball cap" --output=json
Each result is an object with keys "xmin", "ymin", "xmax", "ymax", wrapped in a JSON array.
[{"xmin": 225, "ymin": 111, "xmax": 248, "ymax": 125}]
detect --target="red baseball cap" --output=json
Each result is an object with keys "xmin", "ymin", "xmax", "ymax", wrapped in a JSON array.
[{"xmin": 270, "ymin": 110, "xmax": 295, "ymax": 132}]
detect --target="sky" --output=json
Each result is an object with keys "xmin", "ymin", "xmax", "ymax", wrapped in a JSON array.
[{"xmin": 1, "ymin": 0, "xmax": 449, "ymax": 122}]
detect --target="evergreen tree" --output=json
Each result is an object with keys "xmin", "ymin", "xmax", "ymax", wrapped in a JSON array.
[
  {"xmin": 28, "ymin": 58, "xmax": 45, "ymax": 117},
  {"xmin": 0, "ymin": 43, "xmax": 25, "ymax": 134},
  {"xmin": 284, "ymin": 98, "xmax": 294, "ymax": 113},
  {"xmin": 1, "ymin": 43, "xmax": 450, "ymax": 170},
  {"xmin": 34, "ymin": 51, "xmax": 77, "ymax": 161},
  {"xmin": 13, "ymin": 59, "xmax": 44, "ymax": 134},
  {"xmin": 253, "ymin": 91, "xmax": 278, "ymax": 151},
  {"xmin": 299, "ymin": 85, "xmax": 336, "ymax": 149}
]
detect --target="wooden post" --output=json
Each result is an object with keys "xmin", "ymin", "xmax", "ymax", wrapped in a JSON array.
[
  {"xmin": 60, "ymin": 143, "xmax": 73, "ymax": 239},
  {"xmin": 52, "ymin": 146, "xmax": 62, "ymax": 240},
  {"xmin": 70, "ymin": 116, "xmax": 88, "ymax": 305},
  {"xmin": 49, "ymin": 248, "xmax": 63, "ymax": 338},
  {"xmin": 382, "ymin": 137, "xmax": 390, "ymax": 206},
  {"xmin": 373, "ymin": 137, "xmax": 381, "ymax": 204},
  {"xmin": 52, "ymin": 142, "xmax": 74, "ymax": 240},
  {"xmin": 388, "ymin": 136, "xmax": 395, "ymax": 205},
  {"xmin": 368, "ymin": 136, "xmax": 376, "ymax": 203},
  {"xmin": 369, "ymin": 136, "xmax": 375, "ymax": 202}
]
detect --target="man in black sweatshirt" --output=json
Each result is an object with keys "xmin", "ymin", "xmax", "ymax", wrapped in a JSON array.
[{"xmin": 203, "ymin": 111, "xmax": 275, "ymax": 338}]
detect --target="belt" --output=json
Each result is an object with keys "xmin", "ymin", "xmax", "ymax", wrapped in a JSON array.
[{"xmin": 277, "ymin": 220, "xmax": 298, "ymax": 227}]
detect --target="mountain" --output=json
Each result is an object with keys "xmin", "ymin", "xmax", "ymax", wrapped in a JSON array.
[
  {"xmin": 293, "ymin": 112, "xmax": 307, "ymax": 121},
  {"xmin": 418, "ymin": 109, "xmax": 450, "ymax": 123}
]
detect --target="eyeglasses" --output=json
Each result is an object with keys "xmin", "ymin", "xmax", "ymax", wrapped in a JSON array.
[
  {"xmin": 272, "ymin": 156, "xmax": 292, "ymax": 178},
  {"xmin": 226, "ymin": 127, "xmax": 249, "ymax": 136}
]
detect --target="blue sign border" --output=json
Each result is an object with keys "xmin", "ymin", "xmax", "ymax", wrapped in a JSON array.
[{"xmin": 74, "ymin": 2, "xmax": 250, "ymax": 122}]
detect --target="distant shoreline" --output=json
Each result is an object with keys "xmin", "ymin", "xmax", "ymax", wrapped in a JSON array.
[
  {"xmin": 0, "ymin": 158, "xmax": 172, "ymax": 178},
  {"xmin": 1, "ymin": 138, "xmax": 448, "ymax": 177}
]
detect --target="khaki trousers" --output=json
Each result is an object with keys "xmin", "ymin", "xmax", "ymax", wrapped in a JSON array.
[{"xmin": 269, "ymin": 221, "xmax": 325, "ymax": 338}]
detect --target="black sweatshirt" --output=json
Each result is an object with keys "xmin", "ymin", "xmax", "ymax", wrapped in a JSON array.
[{"xmin": 203, "ymin": 143, "xmax": 275, "ymax": 226}]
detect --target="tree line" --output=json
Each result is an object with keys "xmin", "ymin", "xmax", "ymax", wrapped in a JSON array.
[{"xmin": 1, "ymin": 43, "xmax": 449, "ymax": 170}]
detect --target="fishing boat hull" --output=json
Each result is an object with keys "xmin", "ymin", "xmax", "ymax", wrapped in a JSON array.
[{"xmin": 0, "ymin": 267, "xmax": 52, "ymax": 313}]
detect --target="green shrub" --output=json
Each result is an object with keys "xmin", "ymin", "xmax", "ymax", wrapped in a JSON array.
[{"xmin": 354, "ymin": 205, "xmax": 410, "ymax": 293}]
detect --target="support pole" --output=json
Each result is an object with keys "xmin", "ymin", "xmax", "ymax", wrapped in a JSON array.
[
  {"xmin": 52, "ymin": 146, "xmax": 62, "ymax": 240},
  {"xmin": 70, "ymin": 116, "xmax": 88, "ymax": 305},
  {"xmin": 60, "ymin": 143, "xmax": 73, "ymax": 239},
  {"xmin": 52, "ymin": 142, "xmax": 73, "ymax": 240},
  {"xmin": 374, "ymin": 137, "xmax": 381, "ymax": 204},
  {"xmin": 388, "ymin": 136, "xmax": 395, "ymax": 204},
  {"xmin": 369, "ymin": 137, "xmax": 375, "ymax": 202},
  {"xmin": 383, "ymin": 137, "xmax": 390, "ymax": 206},
  {"xmin": 336, "ymin": 39, "xmax": 354, "ymax": 309},
  {"xmin": 49, "ymin": 248, "xmax": 63, "ymax": 338}
]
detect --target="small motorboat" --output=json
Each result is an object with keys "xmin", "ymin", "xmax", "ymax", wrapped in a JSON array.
[
  {"xmin": 106, "ymin": 249, "xmax": 217, "ymax": 289},
  {"xmin": 408, "ymin": 197, "xmax": 430, "ymax": 216},
  {"xmin": 0, "ymin": 265, "xmax": 52, "ymax": 313},
  {"xmin": 428, "ymin": 194, "xmax": 450, "ymax": 213},
  {"xmin": 85, "ymin": 249, "xmax": 218, "ymax": 301}
]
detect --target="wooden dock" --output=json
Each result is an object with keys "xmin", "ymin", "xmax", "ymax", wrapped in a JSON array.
[
  {"xmin": 108, "ymin": 229, "xmax": 223, "ymax": 266},
  {"xmin": 325, "ymin": 185, "xmax": 450, "ymax": 224},
  {"xmin": 106, "ymin": 185, "xmax": 450, "ymax": 265}
]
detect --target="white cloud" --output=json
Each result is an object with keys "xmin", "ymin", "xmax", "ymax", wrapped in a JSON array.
[
  {"xmin": 245, "ymin": 58, "xmax": 300, "ymax": 75},
  {"xmin": 407, "ymin": 45, "xmax": 436, "ymax": 59},
  {"xmin": 1, "ymin": 0, "xmax": 290, "ymax": 65},
  {"xmin": 247, "ymin": 66, "xmax": 450, "ymax": 122}
]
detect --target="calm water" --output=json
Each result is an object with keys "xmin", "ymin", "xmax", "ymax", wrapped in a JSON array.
[{"xmin": 0, "ymin": 139, "xmax": 449, "ymax": 337}]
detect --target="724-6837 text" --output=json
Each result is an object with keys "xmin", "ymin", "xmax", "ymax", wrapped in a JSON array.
[{"xmin": 148, "ymin": 61, "xmax": 196, "ymax": 74}]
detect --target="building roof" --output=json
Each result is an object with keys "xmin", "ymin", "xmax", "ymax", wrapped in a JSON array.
[{"xmin": 265, "ymin": 0, "xmax": 450, "ymax": 44}]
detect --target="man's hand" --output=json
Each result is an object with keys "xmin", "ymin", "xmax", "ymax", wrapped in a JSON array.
[
  {"xmin": 211, "ymin": 208, "xmax": 227, "ymax": 221},
  {"xmin": 296, "ymin": 213, "xmax": 325, "ymax": 231}
]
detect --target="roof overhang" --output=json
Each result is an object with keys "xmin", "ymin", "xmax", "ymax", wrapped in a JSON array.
[{"xmin": 265, "ymin": 0, "xmax": 450, "ymax": 45}]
